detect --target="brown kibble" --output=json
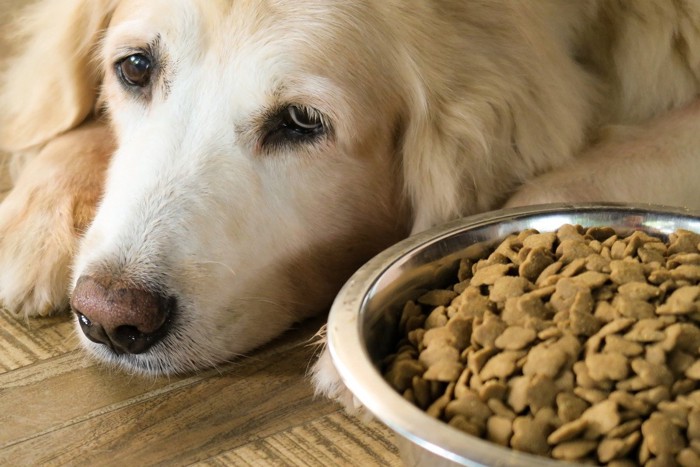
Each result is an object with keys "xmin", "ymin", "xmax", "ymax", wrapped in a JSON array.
[
  {"xmin": 519, "ymin": 247, "xmax": 554, "ymax": 282},
  {"xmin": 486, "ymin": 415, "xmax": 513, "ymax": 446},
  {"xmin": 477, "ymin": 379, "xmax": 507, "ymax": 402},
  {"xmin": 382, "ymin": 224, "xmax": 700, "ymax": 465},
  {"xmin": 472, "ymin": 313, "xmax": 507, "ymax": 348},
  {"xmin": 510, "ymin": 416, "xmax": 552, "ymax": 455},
  {"xmin": 677, "ymin": 448, "xmax": 700, "ymax": 467},
  {"xmin": 610, "ymin": 259, "xmax": 646, "ymax": 284},
  {"xmin": 609, "ymin": 391, "xmax": 652, "ymax": 416},
  {"xmin": 580, "ymin": 400, "xmax": 620, "ymax": 438},
  {"xmin": 490, "ymin": 276, "xmax": 531, "ymax": 303},
  {"xmin": 642, "ymin": 414, "xmax": 686, "ymax": 455},
  {"xmin": 494, "ymin": 326, "xmax": 536, "ymax": 350},
  {"xmin": 585, "ymin": 352, "xmax": 629, "ymax": 382},
  {"xmin": 385, "ymin": 359, "xmax": 425, "ymax": 392},
  {"xmin": 657, "ymin": 285, "xmax": 700, "ymax": 315},
  {"xmin": 556, "ymin": 391, "xmax": 589, "ymax": 423},
  {"xmin": 423, "ymin": 359, "xmax": 463, "ymax": 382},
  {"xmin": 418, "ymin": 289, "xmax": 458, "ymax": 307},
  {"xmin": 424, "ymin": 305, "xmax": 449, "ymax": 329},
  {"xmin": 631, "ymin": 358, "xmax": 674, "ymax": 387},
  {"xmin": 617, "ymin": 281, "xmax": 661, "ymax": 301},
  {"xmin": 624, "ymin": 319, "xmax": 666, "ymax": 343},
  {"xmin": 525, "ymin": 374, "xmax": 558, "ymax": 413},
  {"xmin": 480, "ymin": 350, "xmax": 523, "ymax": 380},
  {"xmin": 551, "ymin": 440, "xmax": 597, "ymax": 461},
  {"xmin": 685, "ymin": 360, "xmax": 700, "ymax": 380},
  {"xmin": 471, "ymin": 263, "xmax": 512, "ymax": 286},
  {"xmin": 507, "ymin": 375, "xmax": 531, "ymax": 414},
  {"xmin": 603, "ymin": 334, "xmax": 644, "ymax": 357},
  {"xmin": 557, "ymin": 238, "xmax": 596, "ymax": 264},
  {"xmin": 448, "ymin": 414, "xmax": 483, "ymax": 437},
  {"xmin": 522, "ymin": 343, "xmax": 568, "ymax": 378},
  {"xmin": 598, "ymin": 432, "xmax": 640, "ymax": 463},
  {"xmin": 547, "ymin": 417, "xmax": 588, "ymax": 444},
  {"xmin": 445, "ymin": 392, "xmax": 492, "ymax": 425}
]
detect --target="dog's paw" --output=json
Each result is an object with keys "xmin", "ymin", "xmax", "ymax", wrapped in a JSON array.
[
  {"xmin": 309, "ymin": 326, "xmax": 369, "ymax": 415},
  {"xmin": 0, "ymin": 124, "xmax": 111, "ymax": 318},
  {"xmin": 0, "ymin": 179, "xmax": 77, "ymax": 317}
]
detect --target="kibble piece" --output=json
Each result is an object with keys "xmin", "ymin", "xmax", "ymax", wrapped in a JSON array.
[
  {"xmin": 551, "ymin": 440, "xmax": 597, "ymax": 461},
  {"xmin": 525, "ymin": 374, "xmax": 558, "ymax": 413},
  {"xmin": 685, "ymin": 360, "xmax": 700, "ymax": 380},
  {"xmin": 547, "ymin": 417, "xmax": 588, "ymax": 444},
  {"xmin": 519, "ymin": 247, "xmax": 554, "ymax": 282},
  {"xmin": 471, "ymin": 263, "xmax": 512, "ymax": 286},
  {"xmin": 510, "ymin": 415, "xmax": 551, "ymax": 455},
  {"xmin": 418, "ymin": 289, "xmax": 458, "ymax": 307},
  {"xmin": 657, "ymin": 285, "xmax": 700, "ymax": 315},
  {"xmin": 556, "ymin": 391, "xmax": 589, "ymax": 423},
  {"xmin": 486, "ymin": 415, "xmax": 513, "ymax": 446},
  {"xmin": 585, "ymin": 352, "xmax": 629, "ymax": 382},
  {"xmin": 610, "ymin": 259, "xmax": 647, "ymax": 284},
  {"xmin": 479, "ymin": 350, "xmax": 523, "ymax": 380},
  {"xmin": 642, "ymin": 414, "xmax": 686, "ymax": 455},
  {"xmin": 507, "ymin": 375, "xmax": 531, "ymax": 414},
  {"xmin": 617, "ymin": 281, "xmax": 660, "ymax": 301},
  {"xmin": 677, "ymin": 447, "xmax": 700, "ymax": 467},
  {"xmin": 522, "ymin": 343, "xmax": 568, "ymax": 378},
  {"xmin": 580, "ymin": 400, "xmax": 620, "ymax": 438},
  {"xmin": 631, "ymin": 358, "xmax": 674, "ymax": 387},
  {"xmin": 494, "ymin": 326, "xmax": 536, "ymax": 350},
  {"xmin": 490, "ymin": 276, "xmax": 531, "ymax": 303},
  {"xmin": 448, "ymin": 414, "xmax": 483, "ymax": 437},
  {"xmin": 444, "ymin": 393, "xmax": 492, "ymax": 425},
  {"xmin": 423, "ymin": 359, "xmax": 463, "ymax": 382},
  {"xmin": 385, "ymin": 359, "xmax": 425, "ymax": 392},
  {"xmin": 603, "ymin": 334, "xmax": 644, "ymax": 357},
  {"xmin": 472, "ymin": 313, "xmax": 507, "ymax": 348},
  {"xmin": 557, "ymin": 238, "xmax": 596, "ymax": 264}
]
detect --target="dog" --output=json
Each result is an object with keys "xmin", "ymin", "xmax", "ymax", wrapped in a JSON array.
[{"xmin": 1, "ymin": 0, "xmax": 699, "ymax": 404}]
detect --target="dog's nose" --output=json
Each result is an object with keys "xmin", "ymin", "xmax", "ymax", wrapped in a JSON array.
[{"xmin": 70, "ymin": 275, "xmax": 172, "ymax": 355}]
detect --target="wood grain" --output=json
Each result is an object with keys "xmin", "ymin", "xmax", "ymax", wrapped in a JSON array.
[{"xmin": 0, "ymin": 312, "xmax": 401, "ymax": 466}]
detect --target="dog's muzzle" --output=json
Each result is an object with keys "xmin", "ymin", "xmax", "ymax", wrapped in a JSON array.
[{"xmin": 70, "ymin": 275, "xmax": 174, "ymax": 355}]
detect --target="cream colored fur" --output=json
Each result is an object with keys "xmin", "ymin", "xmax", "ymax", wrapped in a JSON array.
[{"xmin": 0, "ymin": 1, "xmax": 698, "ymax": 395}]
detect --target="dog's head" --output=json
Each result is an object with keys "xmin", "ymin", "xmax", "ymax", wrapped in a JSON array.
[{"xmin": 1, "ymin": 0, "xmax": 528, "ymax": 374}]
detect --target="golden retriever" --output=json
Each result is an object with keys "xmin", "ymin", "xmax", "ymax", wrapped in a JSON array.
[{"xmin": 1, "ymin": 1, "xmax": 699, "ymax": 400}]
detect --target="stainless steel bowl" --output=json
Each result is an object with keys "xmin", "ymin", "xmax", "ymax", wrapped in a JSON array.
[{"xmin": 326, "ymin": 203, "xmax": 700, "ymax": 467}]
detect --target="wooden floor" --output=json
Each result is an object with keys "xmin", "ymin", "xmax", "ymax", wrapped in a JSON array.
[{"xmin": 0, "ymin": 310, "xmax": 401, "ymax": 466}]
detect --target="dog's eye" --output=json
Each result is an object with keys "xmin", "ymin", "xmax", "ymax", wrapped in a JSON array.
[
  {"xmin": 116, "ymin": 53, "xmax": 153, "ymax": 87},
  {"xmin": 283, "ymin": 106, "xmax": 323, "ymax": 133},
  {"xmin": 262, "ymin": 105, "xmax": 327, "ymax": 149}
]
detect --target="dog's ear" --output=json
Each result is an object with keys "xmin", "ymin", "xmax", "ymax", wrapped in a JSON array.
[
  {"xmin": 401, "ymin": 92, "xmax": 495, "ymax": 234},
  {"xmin": 0, "ymin": 0, "xmax": 119, "ymax": 151}
]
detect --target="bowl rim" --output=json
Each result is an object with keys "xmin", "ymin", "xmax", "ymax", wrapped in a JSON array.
[{"xmin": 327, "ymin": 202, "xmax": 700, "ymax": 467}]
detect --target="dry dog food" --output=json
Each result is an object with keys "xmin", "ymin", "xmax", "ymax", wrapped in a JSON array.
[{"xmin": 382, "ymin": 224, "xmax": 700, "ymax": 466}]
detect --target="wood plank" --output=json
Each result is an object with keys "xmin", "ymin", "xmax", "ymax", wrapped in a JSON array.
[
  {"xmin": 204, "ymin": 412, "xmax": 400, "ymax": 466},
  {"xmin": 0, "ymin": 318, "xmax": 402, "ymax": 466},
  {"xmin": 0, "ymin": 311, "xmax": 78, "ymax": 372}
]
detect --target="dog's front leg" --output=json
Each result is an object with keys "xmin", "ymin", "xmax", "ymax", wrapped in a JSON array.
[
  {"xmin": 0, "ymin": 121, "xmax": 113, "ymax": 317},
  {"xmin": 505, "ymin": 100, "xmax": 700, "ymax": 210}
]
